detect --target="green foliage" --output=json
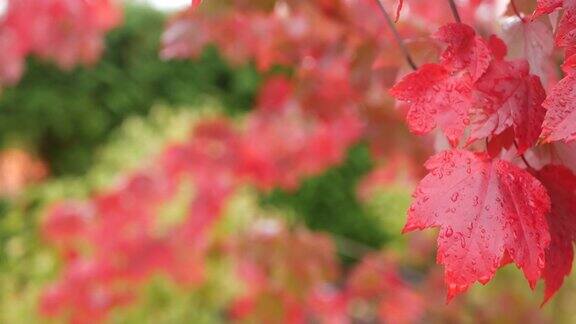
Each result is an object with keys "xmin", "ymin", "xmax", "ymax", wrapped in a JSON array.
[
  {"xmin": 0, "ymin": 4, "xmax": 261, "ymax": 175},
  {"xmin": 0, "ymin": 107, "xmax": 230, "ymax": 323},
  {"xmin": 263, "ymin": 144, "xmax": 392, "ymax": 251}
]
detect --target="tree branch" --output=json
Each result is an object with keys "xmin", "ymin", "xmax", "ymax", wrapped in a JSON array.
[
  {"xmin": 374, "ymin": 0, "xmax": 418, "ymax": 70},
  {"xmin": 448, "ymin": 0, "xmax": 462, "ymax": 23}
]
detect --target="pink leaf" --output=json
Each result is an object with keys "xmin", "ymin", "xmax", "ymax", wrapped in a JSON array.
[
  {"xmin": 501, "ymin": 17, "xmax": 555, "ymax": 85},
  {"xmin": 541, "ymin": 73, "xmax": 576, "ymax": 143}
]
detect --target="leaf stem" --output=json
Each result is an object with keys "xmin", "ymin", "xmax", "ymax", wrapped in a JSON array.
[
  {"xmin": 510, "ymin": 0, "xmax": 525, "ymax": 22},
  {"xmin": 514, "ymin": 140, "xmax": 535, "ymax": 170},
  {"xmin": 373, "ymin": 0, "xmax": 418, "ymax": 70},
  {"xmin": 448, "ymin": 0, "xmax": 462, "ymax": 23}
]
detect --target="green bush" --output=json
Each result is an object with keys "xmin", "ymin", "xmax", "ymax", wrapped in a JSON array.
[
  {"xmin": 0, "ymin": 4, "xmax": 261, "ymax": 175},
  {"xmin": 262, "ymin": 144, "xmax": 393, "ymax": 252}
]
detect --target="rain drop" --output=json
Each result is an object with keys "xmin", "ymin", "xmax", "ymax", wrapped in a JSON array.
[
  {"xmin": 451, "ymin": 192, "xmax": 459, "ymax": 202},
  {"xmin": 479, "ymin": 275, "xmax": 491, "ymax": 285}
]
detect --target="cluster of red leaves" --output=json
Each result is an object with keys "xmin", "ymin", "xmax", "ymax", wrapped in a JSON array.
[
  {"xmin": 230, "ymin": 224, "xmax": 554, "ymax": 323},
  {"xmin": 44, "ymin": 193, "xmax": 428, "ymax": 324},
  {"xmin": 0, "ymin": 0, "xmax": 122, "ymax": 86},
  {"xmin": 161, "ymin": 0, "xmax": 445, "ymax": 168},
  {"xmin": 40, "ymin": 76, "xmax": 362, "ymax": 321},
  {"xmin": 229, "ymin": 220, "xmax": 340, "ymax": 323},
  {"xmin": 229, "ymin": 223, "xmax": 550, "ymax": 323},
  {"xmin": 230, "ymin": 221, "xmax": 428, "ymax": 324},
  {"xmin": 239, "ymin": 77, "xmax": 363, "ymax": 190},
  {"xmin": 391, "ymin": 1, "xmax": 576, "ymax": 303}
]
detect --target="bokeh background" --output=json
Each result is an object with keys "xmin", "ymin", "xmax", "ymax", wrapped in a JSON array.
[{"xmin": 0, "ymin": 1, "xmax": 575, "ymax": 323}]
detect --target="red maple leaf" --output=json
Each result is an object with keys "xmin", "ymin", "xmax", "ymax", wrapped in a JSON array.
[
  {"xmin": 535, "ymin": 165, "xmax": 576, "ymax": 303},
  {"xmin": 390, "ymin": 64, "xmax": 473, "ymax": 145},
  {"xmin": 557, "ymin": 10, "xmax": 576, "ymax": 49},
  {"xmin": 470, "ymin": 58, "xmax": 546, "ymax": 153},
  {"xmin": 434, "ymin": 23, "xmax": 492, "ymax": 82},
  {"xmin": 540, "ymin": 72, "xmax": 576, "ymax": 143},
  {"xmin": 403, "ymin": 149, "xmax": 551, "ymax": 300},
  {"xmin": 533, "ymin": 0, "xmax": 576, "ymax": 49},
  {"xmin": 533, "ymin": 0, "xmax": 564, "ymax": 18}
]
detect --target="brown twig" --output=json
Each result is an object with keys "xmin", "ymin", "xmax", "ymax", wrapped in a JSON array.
[
  {"xmin": 514, "ymin": 140, "xmax": 535, "ymax": 170},
  {"xmin": 510, "ymin": 0, "xmax": 525, "ymax": 22},
  {"xmin": 334, "ymin": 234, "xmax": 377, "ymax": 260},
  {"xmin": 373, "ymin": 0, "xmax": 418, "ymax": 70},
  {"xmin": 448, "ymin": 0, "xmax": 462, "ymax": 23}
]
